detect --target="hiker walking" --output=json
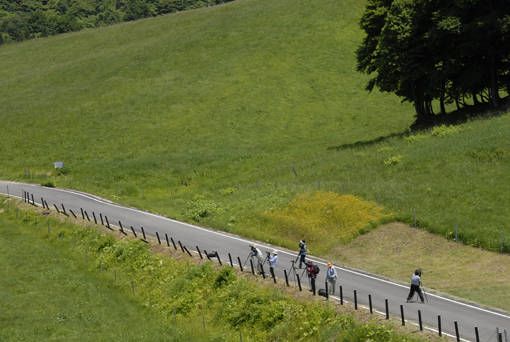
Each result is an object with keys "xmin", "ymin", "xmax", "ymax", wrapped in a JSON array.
[
  {"xmin": 298, "ymin": 239, "xmax": 307, "ymax": 269},
  {"xmin": 325, "ymin": 262, "xmax": 338, "ymax": 295},
  {"xmin": 406, "ymin": 269, "xmax": 425, "ymax": 303}
]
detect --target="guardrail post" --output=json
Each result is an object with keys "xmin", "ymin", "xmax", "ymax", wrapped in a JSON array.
[
  {"xmin": 418, "ymin": 310, "xmax": 422, "ymax": 331},
  {"xmin": 400, "ymin": 305, "xmax": 405, "ymax": 326},
  {"xmin": 369, "ymin": 294, "xmax": 372, "ymax": 313},
  {"xmin": 354, "ymin": 290, "xmax": 357, "ymax": 310},
  {"xmin": 454, "ymin": 321, "xmax": 460, "ymax": 342},
  {"xmin": 385, "ymin": 299, "xmax": 389, "ymax": 319}
]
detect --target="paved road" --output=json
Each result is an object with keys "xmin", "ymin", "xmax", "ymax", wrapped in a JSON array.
[{"xmin": 1, "ymin": 180, "xmax": 508, "ymax": 341}]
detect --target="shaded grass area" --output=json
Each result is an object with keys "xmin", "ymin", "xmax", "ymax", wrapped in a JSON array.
[
  {"xmin": 332, "ymin": 222, "xmax": 510, "ymax": 312},
  {"xmin": 0, "ymin": 198, "xmax": 437, "ymax": 342}
]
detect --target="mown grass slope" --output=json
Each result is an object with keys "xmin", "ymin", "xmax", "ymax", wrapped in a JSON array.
[{"xmin": 1, "ymin": 0, "xmax": 509, "ymax": 256}]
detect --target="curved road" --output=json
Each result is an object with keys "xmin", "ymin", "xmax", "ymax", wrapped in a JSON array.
[{"xmin": 1, "ymin": 181, "xmax": 508, "ymax": 341}]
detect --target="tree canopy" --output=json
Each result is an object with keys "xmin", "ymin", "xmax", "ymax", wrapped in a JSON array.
[
  {"xmin": 356, "ymin": 0, "xmax": 510, "ymax": 123},
  {"xmin": 0, "ymin": 0, "xmax": 232, "ymax": 44}
]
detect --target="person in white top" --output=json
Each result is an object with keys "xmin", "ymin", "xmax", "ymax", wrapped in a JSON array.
[
  {"xmin": 406, "ymin": 269, "xmax": 425, "ymax": 303},
  {"xmin": 326, "ymin": 262, "xmax": 338, "ymax": 295},
  {"xmin": 268, "ymin": 250, "xmax": 278, "ymax": 279}
]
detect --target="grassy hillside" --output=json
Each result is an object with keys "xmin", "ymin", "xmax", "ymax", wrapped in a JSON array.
[
  {"xmin": 0, "ymin": 0, "xmax": 509, "ymax": 255},
  {"xmin": 0, "ymin": 198, "xmax": 432, "ymax": 342}
]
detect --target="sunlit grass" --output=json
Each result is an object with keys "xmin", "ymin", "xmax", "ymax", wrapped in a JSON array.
[{"xmin": 0, "ymin": 0, "xmax": 509, "ymax": 256}]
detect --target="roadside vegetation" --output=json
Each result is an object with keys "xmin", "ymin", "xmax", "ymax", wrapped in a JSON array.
[{"xmin": 0, "ymin": 197, "xmax": 436, "ymax": 342}]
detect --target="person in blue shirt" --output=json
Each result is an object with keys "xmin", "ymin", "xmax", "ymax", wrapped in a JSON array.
[
  {"xmin": 406, "ymin": 270, "xmax": 425, "ymax": 303},
  {"xmin": 297, "ymin": 239, "xmax": 307, "ymax": 269},
  {"xmin": 268, "ymin": 250, "xmax": 278, "ymax": 279}
]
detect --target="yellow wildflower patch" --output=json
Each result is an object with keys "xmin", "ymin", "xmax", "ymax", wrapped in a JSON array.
[{"xmin": 265, "ymin": 191, "xmax": 391, "ymax": 254}]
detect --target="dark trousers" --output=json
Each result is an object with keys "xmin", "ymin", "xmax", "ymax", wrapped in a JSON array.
[
  {"xmin": 310, "ymin": 277, "xmax": 316, "ymax": 295},
  {"xmin": 299, "ymin": 254, "xmax": 306, "ymax": 268},
  {"xmin": 270, "ymin": 266, "xmax": 275, "ymax": 280},
  {"xmin": 407, "ymin": 284, "xmax": 424, "ymax": 302}
]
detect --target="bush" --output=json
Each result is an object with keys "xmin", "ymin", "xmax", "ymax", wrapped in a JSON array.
[
  {"xmin": 384, "ymin": 155, "xmax": 403, "ymax": 166},
  {"xmin": 431, "ymin": 124, "xmax": 460, "ymax": 137},
  {"xmin": 41, "ymin": 179, "xmax": 56, "ymax": 187},
  {"xmin": 181, "ymin": 195, "xmax": 221, "ymax": 221},
  {"xmin": 404, "ymin": 134, "xmax": 428, "ymax": 143},
  {"xmin": 219, "ymin": 187, "xmax": 237, "ymax": 196}
]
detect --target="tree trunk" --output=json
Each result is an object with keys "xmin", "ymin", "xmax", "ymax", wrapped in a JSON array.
[
  {"xmin": 490, "ymin": 65, "xmax": 499, "ymax": 107},
  {"xmin": 472, "ymin": 92, "xmax": 479, "ymax": 105},
  {"xmin": 411, "ymin": 83, "xmax": 426, "ymax": 122},
  {"xmin": 440, "ymin": 83, "xmax": 447, "ymax": 115},
  {"xmin": 428, "ymin": 101, "xmax": 435, "ymax": 116}
]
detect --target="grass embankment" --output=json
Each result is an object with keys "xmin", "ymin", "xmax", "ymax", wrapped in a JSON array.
[
  {"xmin": 0, "ymin": 197, "xmax": 438, "ymax": 342},
  {"xmin": 0, "ymin": 0, "xmax": 509, "ymax": 283},
  {"xmin": 333, "ymin": 222, "xmax": 510, "ymax": 312}
]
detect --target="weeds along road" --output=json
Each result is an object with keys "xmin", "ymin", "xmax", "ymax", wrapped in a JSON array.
[{"xmin": 1, "ymin": 180, "xmax": 508, "ymax": 341}]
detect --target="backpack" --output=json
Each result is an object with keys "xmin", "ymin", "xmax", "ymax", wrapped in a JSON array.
[
  {"xmin": 318, "ymin": 289, "xmax": 328, "ymax": 297},
  {"xmin": 314, "ymin": 265, "xmax": 320, "ymax": 275}
]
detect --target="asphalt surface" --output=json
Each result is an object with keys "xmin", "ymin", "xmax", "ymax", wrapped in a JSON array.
[{"xmin": 1, "ymin": 180, "xmax": 509, "ymax": 341}]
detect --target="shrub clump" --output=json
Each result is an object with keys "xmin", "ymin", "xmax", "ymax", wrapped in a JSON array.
[
  {"xmin": 404, "ymin": 134, "xmax": 429, "ymax": 143},
  {"xmin": 41, "ymin": 179, "xmax": 56, "ymax": 187},
  {"xmin": 219, "ymin": 187, "xmax": 237, "ymax": 196},
  {"xmin": 181, "ymin": 195, "xmax": 221, "ymax": 221},
  {"xmin": 384, "ymin": 155, "xmax": 403, "ymax": 166},
  {"xmin": 431, "ymin": 124, "xmax": 460, "ymax": 137}
]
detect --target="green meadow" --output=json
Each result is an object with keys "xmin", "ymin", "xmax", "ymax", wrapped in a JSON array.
[{"xmin": 0, "ymin": 0, "xmax": 509, "ymax": 257}]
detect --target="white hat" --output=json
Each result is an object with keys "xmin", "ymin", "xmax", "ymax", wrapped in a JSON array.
[{"xmin": 273, "ymin": 250, "xmax": 278, "ymax": 255}]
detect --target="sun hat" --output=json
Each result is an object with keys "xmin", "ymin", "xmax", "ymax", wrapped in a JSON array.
[
  {"xmin": 273, "ymin": 250, "xmax": 278, "ymax": 255},
  {"xmin": 327, "ymin": 262, "xmax": 332, "ymax": 267}
]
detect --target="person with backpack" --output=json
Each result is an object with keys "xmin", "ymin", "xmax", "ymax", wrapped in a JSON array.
[
  {"xmin": 250, "ymin": 245, "xmax": 264, "ymax": 274},
  {"xmin": 297, "ymin": 239, "xmax": 307, "ymax": 269},
  {"xmin": 325, "ymin": 262, "xmax": 338, "ymax": 295},
  {"xmin": 305, "ymin": 260, "xmax": 319, "ymax": 295}
]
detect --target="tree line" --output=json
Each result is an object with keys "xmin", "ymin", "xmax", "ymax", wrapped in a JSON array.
[
  {"xmin": 0, "ymin": 0, "xmax": 232, "ymax": 44},
  {"xmin": 356, "ymin": 0, "xmax": 510, "ymax": 123}
]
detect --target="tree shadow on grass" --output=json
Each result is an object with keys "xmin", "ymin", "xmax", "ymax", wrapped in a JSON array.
[
  {"xmin": 328, "ymin": 100, "xmax": 509, "ymax": 151},
  {"xmin": 327, "ymin": 132, "xmax": 405, "ymax": 151}
]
